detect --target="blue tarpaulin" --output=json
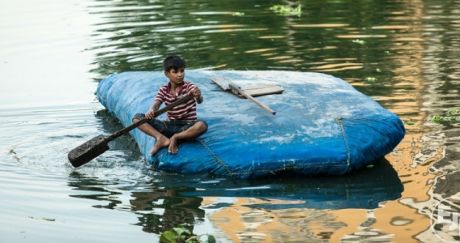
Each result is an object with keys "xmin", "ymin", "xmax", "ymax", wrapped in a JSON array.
[{"xmin": 97, "ymin": 70, "xmax": 405, "ymax": 179}]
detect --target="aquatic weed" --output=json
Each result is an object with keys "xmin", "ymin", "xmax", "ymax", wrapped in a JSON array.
[
  {"xmin": 432, "ymin": 108, "xmax": 460, "ymax": 124},
  {"xmin": 364, "ymin": 76, "xmax": 377, "ymax": 82},
  {"xmin": 405, "ymin": 121, "xmax": 415, "ymax": 126},
  {"xmin": 270, "ymin": 3, "xmax": 302, "ymax": 16},
  {"xmin": 352, "ymin": 39, "xmax": 366, "ymax": 45},
  {"xmin": 160, "ymin": 224, "xmax": 216, "ymax": 243}
]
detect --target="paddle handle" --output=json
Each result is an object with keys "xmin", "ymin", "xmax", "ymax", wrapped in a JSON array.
[
  {"xmin": 106, "ymin": 94, "xmax": 194, "ymax": 142},
  {"xmin": 229, "ymin": 83, "xmax": 276, "ymax": 115}
]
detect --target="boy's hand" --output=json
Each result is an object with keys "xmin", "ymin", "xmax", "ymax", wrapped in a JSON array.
[
  {"xmin": 146, "ymin": 100, "xmax": 161, "ymax": 119},
  {"xmin": 192, "ymin": 87, "xmax": 203, "ymax": 103},
  {"xmin": 192, "ymin": 87, "xmax": 201, "ymax": 98},
  {"xmin": 145, "ymin": 109, "xmax": 156, "ymax": 119}
]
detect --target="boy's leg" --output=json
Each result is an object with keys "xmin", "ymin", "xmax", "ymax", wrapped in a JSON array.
[
  {"xmin": 132, "ymin": 114, "xmax": 170, "ymax": 155},
  {"xmin": 168, "ymin": 121, "xmax": 207, "ymax": 154}
]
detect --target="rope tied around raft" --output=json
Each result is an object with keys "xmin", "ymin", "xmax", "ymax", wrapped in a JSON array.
[
  {"xmin": 196, "ymin": 138, "xmax": 237, "ymax": 178},
  {"xmin": 336, "ymin": 117, "xmax": 351, "ymax": 172}
]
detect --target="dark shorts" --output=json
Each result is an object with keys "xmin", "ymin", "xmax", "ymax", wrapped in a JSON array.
[{"xmin": 133, "ymin": 113, "xmax": 206, "ymax": 138}]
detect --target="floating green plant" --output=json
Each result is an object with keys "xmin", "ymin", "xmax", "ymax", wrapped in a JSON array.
[
  {"xmin": 405, "ymin": 121, "xmax": 415, "ymax": 126},
  {"xmin": 352, "ymin": 39, "xmax": 365, "ymax": 45},
  {"xmin": 364, "ymin": 76, "xmax": 376, "ymax": 82},
  {"xmin": 270, "ymin": 4, "xmax": 302, "ymax": 16},
  {"xmin": 232, "ymin": 12, "xmax": 245, "ymax": 16},
  {"xmin": 160, "ymin": 224, "xmax": 216, "ymax": 243},
  {"xmin": 432, "ymin": 108, "xmax": 460, "ymax": 124}
]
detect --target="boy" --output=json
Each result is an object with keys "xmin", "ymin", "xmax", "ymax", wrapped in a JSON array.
[{"xmin": 132, "ymin": 55, "xmax": 207, "ymax": 155}]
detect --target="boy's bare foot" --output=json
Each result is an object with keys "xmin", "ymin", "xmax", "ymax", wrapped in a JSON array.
[
  {"xmin": 150, "ymin": 135, "xmax": 170, "ymax": 155},
  {"xmin": 168, "ymin": 136, "xmax": 179, "ymax": 154}
]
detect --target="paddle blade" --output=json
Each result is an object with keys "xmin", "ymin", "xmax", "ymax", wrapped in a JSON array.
[{"xmin": 68, "ymin": 135, "xmax": 110, "ymax": 167}]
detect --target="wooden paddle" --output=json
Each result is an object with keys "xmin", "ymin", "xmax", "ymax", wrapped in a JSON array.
[{"xmin": 68, "ymin": 94, "xmax": 194, "ymax": 167}]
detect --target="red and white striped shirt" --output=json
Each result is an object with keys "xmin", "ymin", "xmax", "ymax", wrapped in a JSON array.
[{"xmin": 155, "ymin": 81, "xmax": 198, "ymax": 120}]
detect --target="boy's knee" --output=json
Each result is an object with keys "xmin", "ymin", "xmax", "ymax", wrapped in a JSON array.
[
  {"xmin": 196, "ymin": 120, "xmax": 208, "ymax": 132},
  {"xmin": 132, "ymin": 113, "xmax": 145, "ymax": 122}
]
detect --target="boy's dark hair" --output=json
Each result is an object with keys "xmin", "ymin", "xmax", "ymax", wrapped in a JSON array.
[{"xmin": 163, "ymin": 55, "xmax": 186, "ymax": 72}]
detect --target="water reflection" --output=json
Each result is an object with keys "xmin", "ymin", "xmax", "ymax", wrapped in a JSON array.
[
  {"xmin": 130, "ymin": 187, "xmax": 204, "ymax": 234},
  {"xmin": 67, "ymin": 162, "xmax": 401, "ymax": 237},
  {"xmin": 180, "ymin": 159, "xmax": 403, "ymax": 210},
  {"xmin": 68, "ymin": 171, "xmax": 204, "ymax": 234},
  {"xmin": 68, "ymin": 171, "xmax": 123, "ymax": 209}
]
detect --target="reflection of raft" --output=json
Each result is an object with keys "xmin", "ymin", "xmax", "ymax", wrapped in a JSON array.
[
  {"xmin": 97, "ymin": 70, "xmax": 405, "ymax": 179},
  {"xmin": 174, "ymin": 159, "xmax": 403, "ymax": 209}
]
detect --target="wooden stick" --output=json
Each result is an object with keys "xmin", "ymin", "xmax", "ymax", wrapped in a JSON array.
[{"xmin": 228, "ymin": 82, "xmax": 276, "ymax": 115}]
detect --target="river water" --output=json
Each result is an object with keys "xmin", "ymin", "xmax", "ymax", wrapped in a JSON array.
[{"xmin": 1, "ymin": 0, "xmax": 459, "ymax": 242}]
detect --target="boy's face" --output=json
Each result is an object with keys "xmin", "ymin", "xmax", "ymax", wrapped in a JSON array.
[{"xmin": 165, "ymin": 68, "xmax": 185, "ymax": 85}]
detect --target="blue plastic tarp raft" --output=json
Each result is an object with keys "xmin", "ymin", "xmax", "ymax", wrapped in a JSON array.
[{"xmin": 96, "ymin": 70, "xmax": 405, "ymax": 179}]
